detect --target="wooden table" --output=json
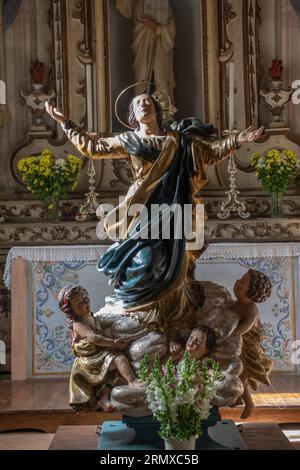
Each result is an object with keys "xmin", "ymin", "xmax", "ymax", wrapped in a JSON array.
[{"xmin": 49, "ymin": 422, "xmax": 294, "ymax": 451}]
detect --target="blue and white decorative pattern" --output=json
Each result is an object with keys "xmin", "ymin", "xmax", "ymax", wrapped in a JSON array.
[{"xmin": 32, "ymin": 260, "xmax": 113, "ymax": 376}]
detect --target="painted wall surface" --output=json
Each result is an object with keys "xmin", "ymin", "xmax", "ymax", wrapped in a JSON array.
[{"xmin": 32, "ymin": 260, "xmax": 114, "ymax": 376}]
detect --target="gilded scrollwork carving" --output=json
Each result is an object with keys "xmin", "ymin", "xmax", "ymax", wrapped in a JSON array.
[
  {"xmin": 205, "ymin": 220, "xmax": 300, "ymax": 241},
  {"xmin": 72, "ymin": 0, "xmax": 85, "ymax": 24},
  {"xmin": 242, "ymin": 0, "xmax": 260, "ymax": 127},
  {"xmin": 51, "ymin": 0, "xmax": 68, "ymax": 113},
  {"xmin": 0, "ymin": 201, "xmax": 81, "ymax": 221},
  {"xmin": 0, "ymin": 217, "xmax": 300, "ymax": 249},
  {"xmin": 206, "ymin": 198, "xmax": 300, "ymax": 218},
  {"xmin": 284, "ymin": 199, "xmax": 300, "ymax": 215},
  {"xmin": 219, "ymin": 0, "xmax": 237, "ymax": 63},
  {"xmin": 0, "ymin": 223, "xmax": 96, "ymax": 245}
]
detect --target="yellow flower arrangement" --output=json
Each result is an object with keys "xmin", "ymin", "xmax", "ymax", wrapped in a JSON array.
[
  {"xmin": 18, "ymin": 149, "xmax": 83, "ymax": 215},
  {"xmin": 251, "ymin": 149, "xmax": 299, "ymax": 216},
  {"xmin": 251, "ymin": 149, "xmax": 299, "ymax": 194}
]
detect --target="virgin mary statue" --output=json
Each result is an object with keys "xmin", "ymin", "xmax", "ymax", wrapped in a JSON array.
[{"xmin": 46, "ymin": 94, "xmax": 263, "ymax": 333}]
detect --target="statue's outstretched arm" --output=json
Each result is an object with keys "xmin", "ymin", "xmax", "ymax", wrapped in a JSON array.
[
  {"xmin": 45, "ymin": 101, "xmax": 129, "ymax": 160},
  {"xmin": 200, "ymin": 125, "xmax": 264, "ymax": 166},
  {"xmin": 200, "ymin": 132, "xmax": 241, "ymax": 166},
  {"xmin": 61, "ymin": 120, "xmax": 129, "ymax": 160}
]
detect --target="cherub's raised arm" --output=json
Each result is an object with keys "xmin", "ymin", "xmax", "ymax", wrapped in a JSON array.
[
  {"xmin": 45, "ymin": 101, "xmax": 129, "ymax": 160},
  {"xmin": 62, "ymin": 120, "xmax": 129, "ymax": 160}
]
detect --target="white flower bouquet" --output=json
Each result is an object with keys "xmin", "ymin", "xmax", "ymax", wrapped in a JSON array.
[{"xmin": 139, "ymin": 352, "xmax": 223, "ymax": 442}]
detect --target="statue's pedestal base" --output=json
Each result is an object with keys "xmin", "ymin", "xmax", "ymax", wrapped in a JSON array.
[{"xmin": 98, "ymin": 409, "xmax": 247, "ymax": 450}]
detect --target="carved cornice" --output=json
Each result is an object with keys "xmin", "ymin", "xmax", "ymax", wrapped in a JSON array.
[
  {"xmin": 205, "ymin": 219, "xmax": 300, "ymax": 242},
  {"xmin": 0, "ymin": 221, "xmax": 98, "ymax": 248},
  {"xmin": 0, "ymin": 200, "xmax": 81, "ymax": 220},
  {"xmin": 206, "ymin": 197, "xmax": 300, "ymax": 218},
  {"xmin": 1, "ymin": 194, "xmax": 300, "ymax": 223},
  {"xmin": 0, "ymin": 217, "xmax": 300, "ymax": 250}
]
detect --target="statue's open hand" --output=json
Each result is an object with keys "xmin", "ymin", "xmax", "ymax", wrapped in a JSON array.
[
  {"xmin": 169, "ymin": 341, "xmax": 183, "ymax": 354},
  {"xmin": 114, "ymin": 338, "xmax": 129, "ymax": 351},
  {"xmin": 45, "ymin": 100, "xmax": 65, "ymax": 125},
  {"xmin": 238, "ymin": 125, "xmax": 264, "ymax": 144}
]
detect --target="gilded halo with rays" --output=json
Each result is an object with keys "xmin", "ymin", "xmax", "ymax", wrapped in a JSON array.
[{"xmin": 115, "ymin": 81, "xmax": 178, "ymax": 130}]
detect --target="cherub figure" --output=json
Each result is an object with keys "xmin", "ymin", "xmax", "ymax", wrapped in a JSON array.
[
  {"xmin": 230, "ymin": 269, "xmax": 273, "ymax": 419},
  {"xmin": 58, "ymin": 285, "xmax": 140, "ymax": 412},
  {"xmin": 170, "ymin": 325, "xmax": 216, "ymax": 362}
]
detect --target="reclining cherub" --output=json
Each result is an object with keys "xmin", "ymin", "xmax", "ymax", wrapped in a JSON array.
[
  {"xmin": 58, "ymin": 285, "xmax": 140, "ymax": 412},
  {"xmin": 170, "ymin": 325, "xmax": 216, "ymax": 362}
]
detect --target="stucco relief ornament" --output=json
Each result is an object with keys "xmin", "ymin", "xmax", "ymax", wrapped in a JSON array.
[
  {"xmin": 260, "ymin": 60, "xmax": 293, "ymax": 129},
  {"xmin": 21, "ymin": 61, "xmax": 55, "ymax": 135}
]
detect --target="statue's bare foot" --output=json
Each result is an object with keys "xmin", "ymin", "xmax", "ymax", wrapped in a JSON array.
[
  {"xmin": 240, "ymin": 402, "xmax": 254, "ymax": 419},
  {"xmin": 98, "ymin": 399, "xmax": 116, "ymax": 413}
]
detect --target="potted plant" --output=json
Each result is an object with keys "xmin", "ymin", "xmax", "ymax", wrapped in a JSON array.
[
  {"xmin": 18, "ymin": 149, "xmax": 83, "ymax": 219},
  {"xmin": 139, "ymin": 352, "xmax": 223, "ymax": 451},
  {"xmin": 251, "ymin": 149, "xmax": 299, "ymax": 217}
]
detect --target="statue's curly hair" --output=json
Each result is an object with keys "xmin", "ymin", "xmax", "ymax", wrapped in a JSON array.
[
  {"xmin": 128, "ymin": 94, "xmax": 163, "ymax": 130},
  {"xmin": 246, "ymin": 269, "xmax": 272, "ymax": 303},
  {"xmin": 58, "ymin": 285, "xmax": 89, "ymax": 329}
]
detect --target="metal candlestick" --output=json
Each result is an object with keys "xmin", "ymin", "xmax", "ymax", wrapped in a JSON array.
[
  {"xmin": 76, "ymin": 160, "xmax": 100, "ymax": 221},
  {"xmin": 217, "ymin": 144, "xmax": 250, "ymax": 219}
]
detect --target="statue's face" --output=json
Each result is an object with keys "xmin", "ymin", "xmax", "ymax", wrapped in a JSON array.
[
  {"xmin": 186, "ymin": 329, "xmax": 208, "ymax": 360},
  {"xmin": 70, "ymin": 289, "xmax": 90, "ymax": 318},
  {"xmin": 132, "ymin": 94, "xmax": 157, "ymax": 125},
  {"xmin": 233, "ymin": 272, "xmax": 250, "ymax": 298}
]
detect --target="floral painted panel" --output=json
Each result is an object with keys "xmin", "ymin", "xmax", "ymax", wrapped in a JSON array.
[
  {"xmin": 196, "ymin": 257, "xmax": 296, "ymax": 372},
  {"xmin": 32, "ymin": 260, "xmax": 113, "ymax": 376}
]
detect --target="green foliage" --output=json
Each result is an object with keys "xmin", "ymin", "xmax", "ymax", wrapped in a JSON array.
[
  {"xmin": 18, "ymin": 149, "xmax": 83, "ymax": 208},
  {"xmin": 251, "ymin": 149, "xmax": 299, "ymax": 196},
  {"xmin": 139, "ymin": 352, "xmax": 223, "ymax": 441}
]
